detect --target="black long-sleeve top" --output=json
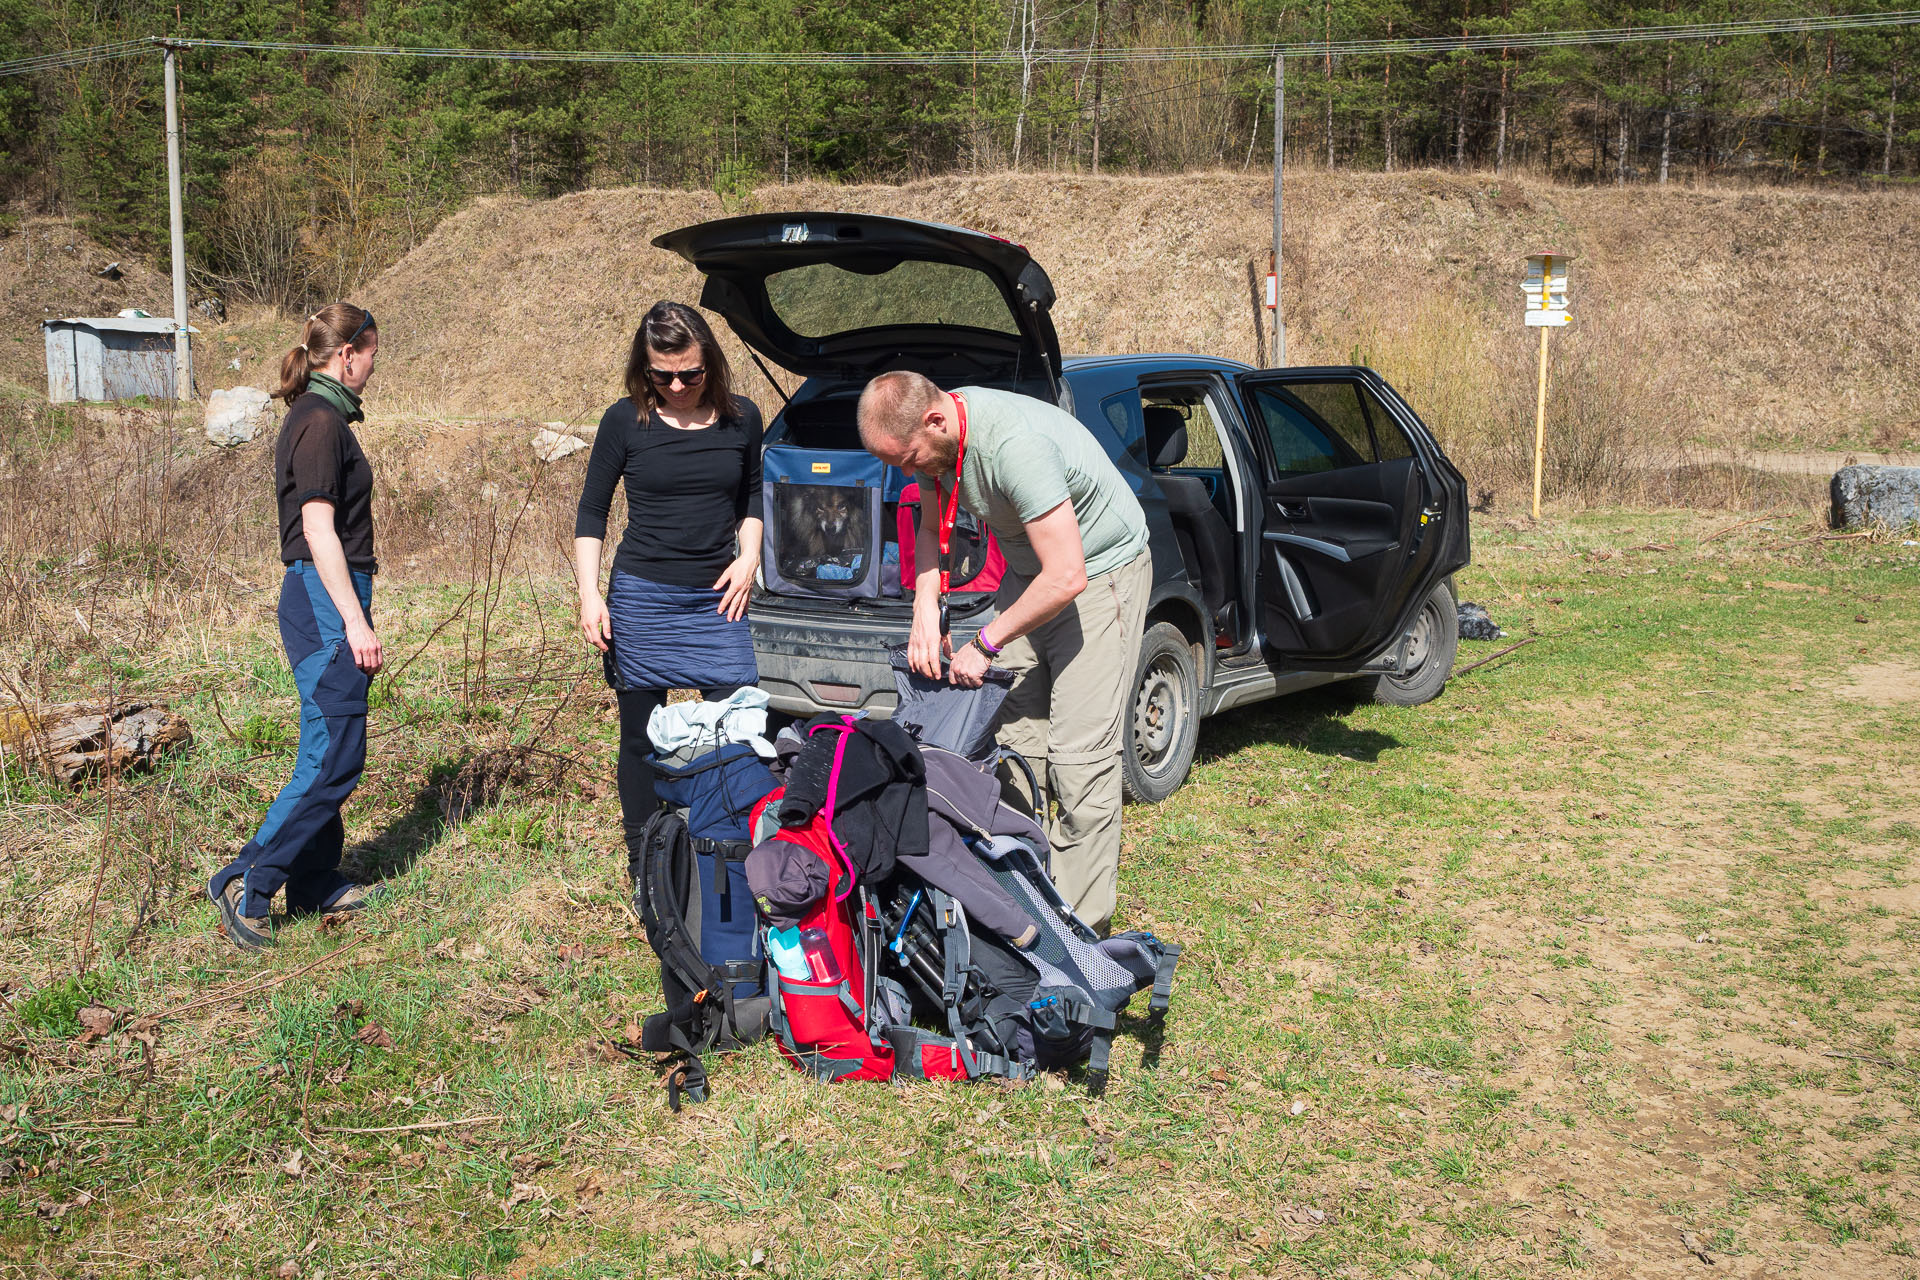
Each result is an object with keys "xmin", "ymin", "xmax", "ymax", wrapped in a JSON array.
[{"xmin": 573, "ymin": 396, "xmax": 765, "ymax": 588}]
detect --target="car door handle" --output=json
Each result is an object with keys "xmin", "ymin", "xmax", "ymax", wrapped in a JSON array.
[
  {"xmin": 1264, "ymin": 530, "xmax": 1350, "ymax": 563},
  {"xmin": 1275, "ymin": 501, "xmax": 1308, "ymax": 521}
]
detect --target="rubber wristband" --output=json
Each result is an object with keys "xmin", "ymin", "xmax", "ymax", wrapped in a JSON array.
[{"xmin": 974, "ymin": 630, "xmax": 1002, "ymax": 657}]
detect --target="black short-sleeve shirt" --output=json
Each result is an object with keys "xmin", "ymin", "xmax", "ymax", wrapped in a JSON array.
[
  {"xmin": 275, "ymin": 393, "xmax": 377, "ymax": 571},
  {"xmin": 573, "ymin": 396, "xmax": 765, "ymax": 587}
]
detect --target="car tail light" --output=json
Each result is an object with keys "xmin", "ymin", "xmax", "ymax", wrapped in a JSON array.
[{"xmin": 810, "ymin": 681, "xmax": 861, "ymax": 706}]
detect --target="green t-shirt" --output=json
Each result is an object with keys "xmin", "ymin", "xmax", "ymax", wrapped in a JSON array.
[{"xmin": 921, "ymin": 386, "xmax": 1148, "ymax": 580}]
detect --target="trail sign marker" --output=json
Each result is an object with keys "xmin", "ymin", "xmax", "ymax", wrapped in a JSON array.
[
  {"xmin": 1522, "ymin": 253, "xmax": 1571, "ymax": 327},
  {"xmin": 1522, "ymin": 253, "xmax": 1573, "ymax": 518}
]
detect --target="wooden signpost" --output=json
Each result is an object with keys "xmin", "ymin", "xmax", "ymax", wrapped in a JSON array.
[{"xmin": 1522, "ymin": 253, "xmax": 1571, "ymax": 519}]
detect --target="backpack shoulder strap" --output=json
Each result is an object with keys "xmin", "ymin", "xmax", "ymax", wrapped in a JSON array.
[{"xmin": 633, "ymin": 809, "xmax": 728, "ymax": 1061}]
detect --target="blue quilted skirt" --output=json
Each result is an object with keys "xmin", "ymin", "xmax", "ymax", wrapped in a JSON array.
[{"xmin": 604, "ymin": 569, "xmax": 760, "ymax": 692}]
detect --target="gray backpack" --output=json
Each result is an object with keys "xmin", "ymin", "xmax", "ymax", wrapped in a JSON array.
[{"xmin": 867, "ymin": 742, "xmax": 1179, "ymax": 1091}]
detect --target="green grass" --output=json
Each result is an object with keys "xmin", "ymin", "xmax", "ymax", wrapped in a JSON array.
[{"xmin": 2, "ymin": 509, "xmax": 1917, "ymax": 1278}]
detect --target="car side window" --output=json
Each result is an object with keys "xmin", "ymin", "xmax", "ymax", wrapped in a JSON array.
[
  {"xmin": 1100, "ymin": 389, "xmax": 1147, "ymax": 467},
  {"xmin": 1250, "ymin": 383, "xmax": 1373, "ymax": 474},
  {"xmin": 1365, "ymin": 384, "xmax": 1417, "ymax": 461},
  {"xmin": 1178, "ymin": 401, "xmax": 1227, "ymax": 468}
]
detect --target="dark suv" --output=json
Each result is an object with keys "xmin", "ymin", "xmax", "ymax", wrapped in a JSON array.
[{"xmin": 654, "ymin": 213, "xmax": 1470, "ymax": 801}]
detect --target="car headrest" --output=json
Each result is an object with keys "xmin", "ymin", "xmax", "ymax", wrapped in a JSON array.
[{"xmin": 1143, "ymin": 406, "xmax": 1189, "ymax": 469}]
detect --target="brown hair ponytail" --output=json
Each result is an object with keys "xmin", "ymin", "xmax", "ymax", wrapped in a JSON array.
[{"xmin": 276, "ymin": 302, "xmax": 377, "ymax": 404}]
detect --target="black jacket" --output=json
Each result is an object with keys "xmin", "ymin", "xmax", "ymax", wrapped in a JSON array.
[{"xmin": 777, "ymin": 717, "xmax": 928, "ymax": 881}]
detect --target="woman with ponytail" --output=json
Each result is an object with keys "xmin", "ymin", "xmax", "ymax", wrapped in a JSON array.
[{"xmin": 210, "ymin": 303, "xmax": 384, "ymax": 951}]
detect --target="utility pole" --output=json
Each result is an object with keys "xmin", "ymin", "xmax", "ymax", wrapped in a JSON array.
[
  {"xmin": 1271, "ymin": 51, "xmax": 1287, "ymax": 368},
  {"xmin": 162, "ymin": 42, "xmax": 192, "ymax": 399}
]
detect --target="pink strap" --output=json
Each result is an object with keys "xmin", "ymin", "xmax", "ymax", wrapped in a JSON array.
[{"xmin": 811, "ymin": 718, "xmax": 861, "ymax": 901}]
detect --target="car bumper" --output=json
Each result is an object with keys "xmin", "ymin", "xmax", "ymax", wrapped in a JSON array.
[{"xmin": 748, "ymin": 609, "xmax": 991, "ymax": 720}]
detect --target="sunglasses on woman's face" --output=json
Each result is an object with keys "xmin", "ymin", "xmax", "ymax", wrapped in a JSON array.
[{"xmin": 647, "ymin": 366, "xmax": 706, "ymax": 388}]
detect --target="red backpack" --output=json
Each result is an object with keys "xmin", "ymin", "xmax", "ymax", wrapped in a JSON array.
[{"xmin": 754, "ymin": 784, "xmax": 903, "ymax": 1082}]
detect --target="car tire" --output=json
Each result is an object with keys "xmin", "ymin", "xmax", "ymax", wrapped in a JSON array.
[
  {"xmin": 1361, "ymin": 579, "xmax": 1459, "ymax": 707},
  {"xmin": 1123, "ymin": 621, "xmax": 1202, "ymax": 804}
]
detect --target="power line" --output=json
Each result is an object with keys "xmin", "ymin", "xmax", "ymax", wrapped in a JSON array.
[
  {"xmin": 2, "ymin": 13, "xmax": 1917, "ymax": 79},
  {"xmin": 0, "ymin": 39, "xmax": 154, "ymax": 76}
]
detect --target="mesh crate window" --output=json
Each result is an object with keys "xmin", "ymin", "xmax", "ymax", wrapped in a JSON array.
[{"xmin": 771, "ymin": 480, "xmax": 875, "ymax": 586}]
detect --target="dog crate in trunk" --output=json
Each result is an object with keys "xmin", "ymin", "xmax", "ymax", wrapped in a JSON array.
[{"xmin": 761, "ymin": 445, "xmax": 888, "ymax": 599}]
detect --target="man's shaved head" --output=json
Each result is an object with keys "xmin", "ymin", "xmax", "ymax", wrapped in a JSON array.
[{"xmin": 857, "ymin": 370, "xmax": 944, "ymax": 448}]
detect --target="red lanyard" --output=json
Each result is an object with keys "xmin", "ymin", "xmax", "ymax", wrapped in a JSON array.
[{"xmin": 932, "ymin": 393, "xmax": 969, "ymax": 605}]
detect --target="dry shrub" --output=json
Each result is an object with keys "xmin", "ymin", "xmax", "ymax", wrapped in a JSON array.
[
  {"xmin": 1336, "ymin": 290, "xmax": 1706, "ymax": 508},
  {"xmin": 438, "ymin": 744, "xmax": 572, "ymax": 826},
  {"xmin": 1480, "ymin": 312, "xmax": 1693, "ymax": 506},
  {"xmin": 0, "ymin": 400, "xmax": 274, "ymax": 696}
]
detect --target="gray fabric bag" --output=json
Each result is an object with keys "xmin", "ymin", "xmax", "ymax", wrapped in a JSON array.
[{"xmin": 887, "ymin": 644, "xmax": 1015, "ymax": 761}]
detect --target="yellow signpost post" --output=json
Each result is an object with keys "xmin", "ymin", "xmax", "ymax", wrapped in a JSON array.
[{"xmin": 1522, "ymin": 253, "xmax": 1571, "ymax": 519}]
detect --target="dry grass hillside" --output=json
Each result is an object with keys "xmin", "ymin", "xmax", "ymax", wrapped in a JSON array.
[{"xmin": 340, "ymin": 170, "xmax": 1918, "ymax": 456}]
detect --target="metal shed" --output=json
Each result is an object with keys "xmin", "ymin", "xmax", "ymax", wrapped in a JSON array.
[{"xmin": 42, "ymin": 317, "xmax": 195, "ymax": 403}]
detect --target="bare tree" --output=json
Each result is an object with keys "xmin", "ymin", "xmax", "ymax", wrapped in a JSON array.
[{"xmin": 1660, "ymin": 41, "xmax": 1674, "ymax": 184}]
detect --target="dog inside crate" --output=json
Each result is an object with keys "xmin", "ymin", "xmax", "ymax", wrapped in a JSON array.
[{"xmin": 774, "ymin": 482, "xmax": 873, "ymax": 582}]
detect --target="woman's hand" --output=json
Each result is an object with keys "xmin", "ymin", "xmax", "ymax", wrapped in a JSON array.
[
  {"xmin": 712, "ymin": 552, "xmax": 757, "ymax": 622},
  {"xmin": 345, "ymin": 618, "xmax": 384, "ymax": 674},
  {"xmin": 579, "ymin": 594, "xmax": 611, "ymax": 652}
]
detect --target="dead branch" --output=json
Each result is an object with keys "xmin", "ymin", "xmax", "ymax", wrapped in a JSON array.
[
  {"xmin": 1450, "ymin": 636, "xmax": 1539, "ymax": 679},
  {"xmin": 311, "ymin": 1113, "xmax": 507, "ymax": 1135},
  {"xmin": 1767, "ymin": 530, "xmax": 1875, "ymax": 551},
  {"xmin": 1701, "ymin": 512, "xmax": 1782, "ymax": 543},
  {"xmin": 1823, "ymin": 1050, "xmax": 1919, "ymax": 1078},
  {"xmin": 145, "ymin": 933, "xmax": 371, "ymax": 1023}
]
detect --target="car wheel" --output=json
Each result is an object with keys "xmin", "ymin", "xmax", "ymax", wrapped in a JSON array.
[
  {"xmin": 1362, "ymin": 580, "xmax": 1459, "ymax": 707},
  {"xmin": 1124, "ymin": 621, "xmax": 1202, "ymax": 804}
]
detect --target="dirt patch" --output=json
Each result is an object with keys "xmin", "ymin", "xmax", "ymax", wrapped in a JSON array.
[
  {"xmin": 1837, "ymin": 661, "xmax": 1920, "ymax": 704},
  {"xmin": 1448, "ymin": 661, "xmax": 1920, "ymax": 1278}
]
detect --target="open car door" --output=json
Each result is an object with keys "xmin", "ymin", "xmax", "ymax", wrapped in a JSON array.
[{"xmin": 1235, "ymin": 367, "xmax": 1469, "ymax": 670}]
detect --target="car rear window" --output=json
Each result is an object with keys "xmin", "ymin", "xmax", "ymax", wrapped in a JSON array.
[{"xmin": 764, "ymin": 260, "xmax": 1019, "ymax": 339}]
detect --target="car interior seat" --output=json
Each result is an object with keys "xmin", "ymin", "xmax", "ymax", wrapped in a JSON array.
[{"xmin": 1143, "ymin": 405, "xmax": 1235, "ymax": 630}]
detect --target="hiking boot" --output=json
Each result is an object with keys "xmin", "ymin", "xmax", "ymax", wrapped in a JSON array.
[
  {"xmin": 317, "ymin": 883, "xmax": 377, "ymax": 915},
  {"xmin": 214, "ymin": 878, "xmax": 273, "ymax": 952},
  {"xmin": 289, "ymin": 881, "xmax": 378, "ymax": 918}
]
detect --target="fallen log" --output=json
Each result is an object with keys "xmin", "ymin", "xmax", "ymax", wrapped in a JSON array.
[{"xmin": 0, "ymin": 699, "xmax": 192, "ymax": 787}]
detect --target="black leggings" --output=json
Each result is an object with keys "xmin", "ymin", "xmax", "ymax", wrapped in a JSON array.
[{"xmin": 615, "ymin": 685, "xmax": 745, "ymax": 862}]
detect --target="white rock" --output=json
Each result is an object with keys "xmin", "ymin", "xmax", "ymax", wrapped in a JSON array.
[
  {"xmin": 531, "ymin": 427, "xmax": 588, "ymax": 463},
  {"xmin": 204, "ymin": 386, "xmax": 275, "ymax": 447}
]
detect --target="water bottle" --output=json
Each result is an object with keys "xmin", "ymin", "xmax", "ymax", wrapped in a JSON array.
[
  {"xmin": 799, "ymin": 926, "xmax": 843, "ymax": 983},
  {"xmin": 766, "ymin": 926, "xmax": 809, "ymax": 981}
]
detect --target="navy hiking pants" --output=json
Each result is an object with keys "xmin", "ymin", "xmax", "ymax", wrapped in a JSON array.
[{"xmin": 210, "ymin": 562, "xmax": 374, "ymax": 918}]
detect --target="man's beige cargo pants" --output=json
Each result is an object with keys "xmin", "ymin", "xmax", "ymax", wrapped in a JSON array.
[{"xmin": 989, "ymin": 548, "xmax": 1152, "ymax": 932}]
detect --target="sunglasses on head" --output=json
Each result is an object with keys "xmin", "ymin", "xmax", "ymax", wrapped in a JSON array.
[
  {"xmin": 344, "ymin": 310, "xmax": 375, "ymax": 348},
  {"xmin": 647, "ymin": 365, "xmax": 706, "ymax": 388}
]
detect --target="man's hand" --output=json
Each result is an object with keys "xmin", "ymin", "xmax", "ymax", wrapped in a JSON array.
[
  {"xmin": 947, "ymin": 640, "xmax": 989, "ymax": 688},
  {"xmin": 345, "ymin": 618, "xmax": 384, "ymax": 674},
  {"xmin": 712, "ymin": 552, "xmax": 757, "ymax": 622},
  {"xmin": 907, "ymin": 609, "xmax": 951, "ymax": 679},
  {"xmin": 579, "ymin": 594, "xmax": 611, "ymax": 653}
]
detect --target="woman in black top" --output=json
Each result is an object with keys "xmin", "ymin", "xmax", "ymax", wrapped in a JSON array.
[
  {"xmin": 210, "ymin": 303, "xmax": 384, "ymax": 951},
  {"xmin": 574, "ymin": 302, "xmax": 764, "ymax": 869}
]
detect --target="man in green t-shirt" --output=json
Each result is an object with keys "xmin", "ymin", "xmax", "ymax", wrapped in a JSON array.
[{"xmin": 858, "ymin": 370, "xmax": 1150, "ymax": 931}]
